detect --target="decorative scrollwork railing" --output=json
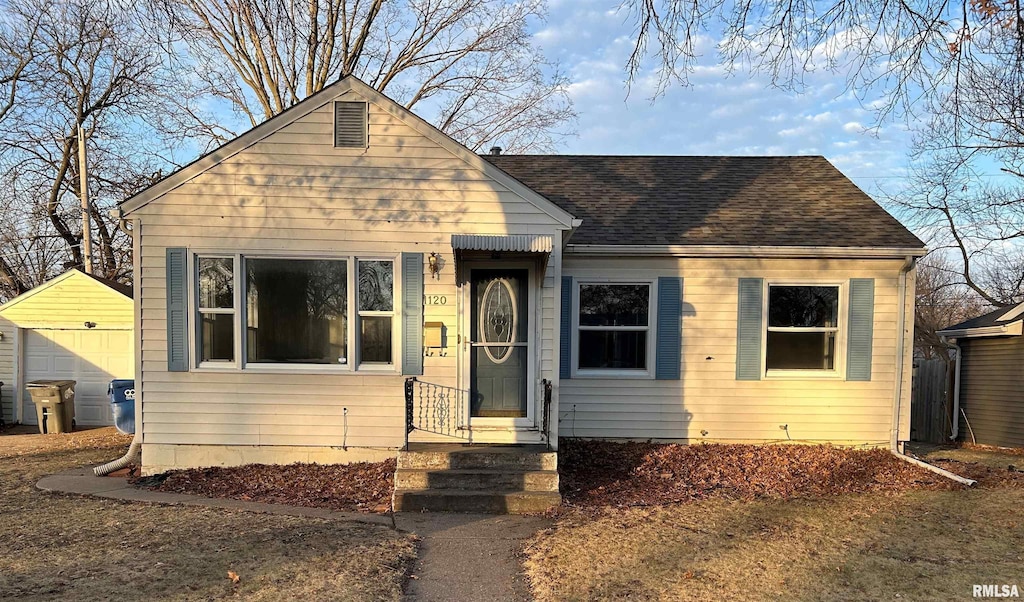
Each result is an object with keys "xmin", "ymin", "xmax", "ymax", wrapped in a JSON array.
[
  {"xmin": 404, "ymin": 377, "xmax": 467, "ymax": 440},
  {"xmin": 542, "ymin": 378, "xmax": 553, "ymax": 449}
]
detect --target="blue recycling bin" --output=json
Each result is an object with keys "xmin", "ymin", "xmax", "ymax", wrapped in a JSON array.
[{"xmin": 108, "ymin": 379, "xmax": 136, "ymax": 434}]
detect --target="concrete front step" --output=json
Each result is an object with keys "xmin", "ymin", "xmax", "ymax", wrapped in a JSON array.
[
  {"xmin": 393, "ymin": 489, "xmax": 561, "ymax": 514},
  {"xmin": 398, "ymin": 445, "xmax": 557, "ymax": 471},
  {"xmin": 395, "ymin": 468, "xmax": 560, "ymax": 492},
  {"xmin": 394, "ymin": 445, "xmax": 562, "ymax": 513}
]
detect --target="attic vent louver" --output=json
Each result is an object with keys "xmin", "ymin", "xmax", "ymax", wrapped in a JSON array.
[{"xmin": 334, "ymin": 101, "xmax": 367, "ymax": 148}]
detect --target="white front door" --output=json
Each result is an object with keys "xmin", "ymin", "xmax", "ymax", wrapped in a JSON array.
[{"xmin": 21, "ymin": 329, "xmax": 134, "ymax": 426}]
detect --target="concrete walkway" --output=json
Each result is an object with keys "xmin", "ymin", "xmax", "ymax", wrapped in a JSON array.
[
  {"xmin": 398, "ymin": 512, "xmax": 549, "ymax": 601},
  {"xmin": 38, "ymin": 468, "xmax": 551, "ymax": 601}
]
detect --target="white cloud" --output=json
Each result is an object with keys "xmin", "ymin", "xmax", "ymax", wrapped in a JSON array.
[
  {"xmin": 539, "ymin": 2, "xmax": 911, "ymax": 197},
  {"xmin": 778, "ymin": 126, "xmax": 809, "ymax": 137}
]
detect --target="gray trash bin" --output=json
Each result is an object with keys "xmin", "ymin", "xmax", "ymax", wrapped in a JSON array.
[{"xmin": 26, "ymin": 380, "xmax": 76, "ymax": 434}]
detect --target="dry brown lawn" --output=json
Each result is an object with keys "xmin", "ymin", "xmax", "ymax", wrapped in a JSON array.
[
  {"xmin": 526, "ymin": 442, "xmax": 1024, "ymax": 601},
  {"xmin": 0, "ymin": 426, "xmax": 416, "ymax": 601}
]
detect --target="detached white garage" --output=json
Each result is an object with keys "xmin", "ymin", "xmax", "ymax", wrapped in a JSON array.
[{"xmin": 0, "ymin": 270, "xmax": 134, "ymax": 427}]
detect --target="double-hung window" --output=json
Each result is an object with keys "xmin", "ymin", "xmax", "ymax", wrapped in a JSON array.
[
  {"xmin": 765, "ymin": 284, "xmax": 840, "ymax": 372},
  {"xmin": 357, "ymin": 260, "xmax": 395, "ymax": 366},
  {"xmin": 193, "ymin": 254, "xmax": 396, "ymax": 370},
  {"xmin": 576, "ymin": 282, "xmax": 653, "ymax": 373},
  {"xmin": 197, "ymin": 257, "xmax": 236, "ymax": 363}
]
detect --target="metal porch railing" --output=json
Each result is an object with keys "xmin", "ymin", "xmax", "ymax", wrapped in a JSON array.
[{"xmin": 405, "ymin": 377, "xmax": 467, "ymax": 440}]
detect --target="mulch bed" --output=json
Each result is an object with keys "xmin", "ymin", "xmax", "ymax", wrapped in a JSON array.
[
  {"xmin": 139, "ymin": 459, "xmax": 396, "ymax": 513},
  {"xmin": 131, "ymin": 441, "xmax": 1024, "ymax": 515},
  {"xmin": 557, "ymin": 440, "xmax": 1024, "ymax": 510}
]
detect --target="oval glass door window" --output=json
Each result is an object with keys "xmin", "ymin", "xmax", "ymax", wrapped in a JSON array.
[{"xmin": 479, "ymin": 278, "xmax": 517, "ymax": 363}]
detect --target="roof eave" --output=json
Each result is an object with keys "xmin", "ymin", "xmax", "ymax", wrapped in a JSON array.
[
  {"xmin": 564, "ymin": 244, "xmax": 928, "ymax": 259},
  {"xmin": 937, "ymin": 321, "xmax": 1024, "ymax": 339}
]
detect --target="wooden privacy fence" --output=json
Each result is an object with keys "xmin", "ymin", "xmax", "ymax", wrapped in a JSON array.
[{"xmin": 911, "ymin": 358, "xmax": 951, "ymax": 443}]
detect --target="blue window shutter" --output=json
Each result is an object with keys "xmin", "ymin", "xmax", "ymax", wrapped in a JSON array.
[
  {"xmin": 846, "ymin": 278, "xmax": 875, "ymax": 381},
  {"xmin": 560, "ymin": 276, "xmax": 572, "ymax": 379},
  {"xmin": 165, "ymin": 247, "xmax": 189, "ymax": 372},
  {"xmin": 736, "ymin": 278, "xmax": 763, "ymax": 381},
  {"xmin": 655, "ymin": 277, "xmax": 683, "ymax": 380},
  {"xmin": 402, "ymin": 253, "xmax": 424, "ymax": 376}
]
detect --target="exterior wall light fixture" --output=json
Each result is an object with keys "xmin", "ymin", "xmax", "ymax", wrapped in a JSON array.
[{"xmin": 428, "ymin": 252, "xmax": 440, "ymax": 279}]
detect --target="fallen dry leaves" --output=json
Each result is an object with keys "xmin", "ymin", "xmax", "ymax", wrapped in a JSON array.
[
  {"xmin": 556, "ymin": 440, "xmax": 1024, "ymax": 511},
  {"xmin": 144, "ymin": 459, "xmax": 396, "ymax": 513}
]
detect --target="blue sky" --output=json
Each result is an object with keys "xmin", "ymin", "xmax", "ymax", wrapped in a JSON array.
[{"xmin": 535, "ymin": 0, "xmax": 915, "ymax": 199}]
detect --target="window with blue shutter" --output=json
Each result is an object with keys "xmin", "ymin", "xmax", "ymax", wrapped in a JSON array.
[
  {"xmin": 765, "ymin": 284, "xmax": 840, "ymax": 372},
  {"xmin": 165, "ymin": 247, "xmax": 189, "ymax": 372},
  {"xmin": 736, "ymin": 278, "xmax": 763, "ymax": 380},
  {"xmin": 576, "ymin": 282, "xmax": 652, "ymax": 374},
  {"xmin": 655, "ymin": 277, "xmax": 683, "ymax": 380},
  {"xmin": 846, "ymin": 278, "xmax": 875, "ymax": 381},
  {"xmin": 402, "ymin": 253, "xmax": 424, "ymax": 375}
]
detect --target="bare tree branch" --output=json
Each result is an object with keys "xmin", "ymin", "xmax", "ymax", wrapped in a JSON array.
[
  {"xmin": 0, "ymin": 0, "xmax": 180, "ymax": 301},
  {"xmin": 150, "ymin": 0, "xmax": 575, "ymax": 152}
]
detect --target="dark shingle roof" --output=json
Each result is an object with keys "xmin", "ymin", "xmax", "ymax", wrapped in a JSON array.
[
  {"xmin": 78, "ymin": 269, "xmax": 133, "ymax": 298},
  {"xmin": 483, "ymin": 155, "xmax": 924, "ymax": 248},
  {"xmin": 941, "ymin": 303, "xmax": 1023, "ymax": 332}
]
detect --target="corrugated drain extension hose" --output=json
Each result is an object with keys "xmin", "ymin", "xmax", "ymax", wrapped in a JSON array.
[{"xmin": 93, "ymin": 440, "xmax": 142, "ymax": 476}]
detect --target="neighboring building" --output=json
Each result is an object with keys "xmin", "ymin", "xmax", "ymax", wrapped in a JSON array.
[
  {"xmin": 116, "ymin": 76, "xmax": 925, "ymax": 475},
  {"xmin": 0, "ymin": 269, "xmax": 135, "ymax": 426},
  {"xmin": 938, "ymin": 303, "xmax": 1024, "ymax": 447}
]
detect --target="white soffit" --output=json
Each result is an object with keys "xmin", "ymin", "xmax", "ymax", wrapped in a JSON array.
[{"xmin": 998, "ymin": 302, "xmax": 1024, "ymax": 322}]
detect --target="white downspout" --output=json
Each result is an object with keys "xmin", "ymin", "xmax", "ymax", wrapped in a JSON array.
[
  {"xmin": 95, "ymin": 208, "xmax": 141, "ymax": 476},
  {"xmin": 942, "ymin": 336, "xmax": 962, "ymax": 440},
  {"xmin": 889, "ymin": 256, "xmax": 913, "ymax": 454},
  {"xmin": 888, "ymin": 255, "xmax": 975, "ymax": 486}
]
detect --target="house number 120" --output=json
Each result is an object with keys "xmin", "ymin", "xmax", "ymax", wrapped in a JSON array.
[{"xmin": 424, "ymin": 295, "xmax": 447, "ymax": 305}]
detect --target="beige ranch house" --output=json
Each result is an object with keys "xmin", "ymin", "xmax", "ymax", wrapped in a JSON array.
[{"xmin": 118, "ymin": 76, "xmax": 924, "ymax": 509}]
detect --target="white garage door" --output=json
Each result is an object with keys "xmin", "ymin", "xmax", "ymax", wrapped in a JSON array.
[{"xmin": 21, "ymin": 329, "xmax": 134, "ymax": 426}]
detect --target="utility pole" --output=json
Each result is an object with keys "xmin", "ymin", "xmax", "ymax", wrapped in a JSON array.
[{"xmin": 77, "ymin": 122, "xmax": 92, "ymax": 274}]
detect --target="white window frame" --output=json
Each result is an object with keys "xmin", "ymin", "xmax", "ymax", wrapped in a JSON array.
[
  {"xmin": 571, "ymin": 279, "xmax": 658, "ymax": 379},
  {"xmin": 194, "ymin": 254, "xmax": 241, "ymax": 369},
  {"xmin": 356, "ymin": 258, "xmax": 398, "ymax": 370},
  {"xmin": 189, "ymin": 251, "xmax": 401, "ymax": 374},
  {"xmin": 762, "ymin": 280, "xmax": 846, "ymax": 380}
]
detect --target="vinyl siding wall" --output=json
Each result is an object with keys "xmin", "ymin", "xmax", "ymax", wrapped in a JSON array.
[
  {"xmin": 959, "ymin": 336, "xmax": 1024, "ymax": 447},
  {"xmin": 0, "ymin": 275, "xmax": 133, "ymax": 328},
  {"xmin": 134, "ymin": 89, "xmax": 565, "ymax": 468},
  {"xmin": 0, "ymin": 316, "xmax": 14, "ymax": 422},
  {"xmin": 560, "ymin": 256, "xmax": 913, "ymax": 445}
]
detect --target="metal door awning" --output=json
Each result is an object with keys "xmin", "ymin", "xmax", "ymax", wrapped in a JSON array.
[
  {"xmin": 451, "ymin": 234, "xmax": 553, "ymax": 254},
  {"xmin": 451, "ymin": 235, "xmax": 554, "ymax": 282}
]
